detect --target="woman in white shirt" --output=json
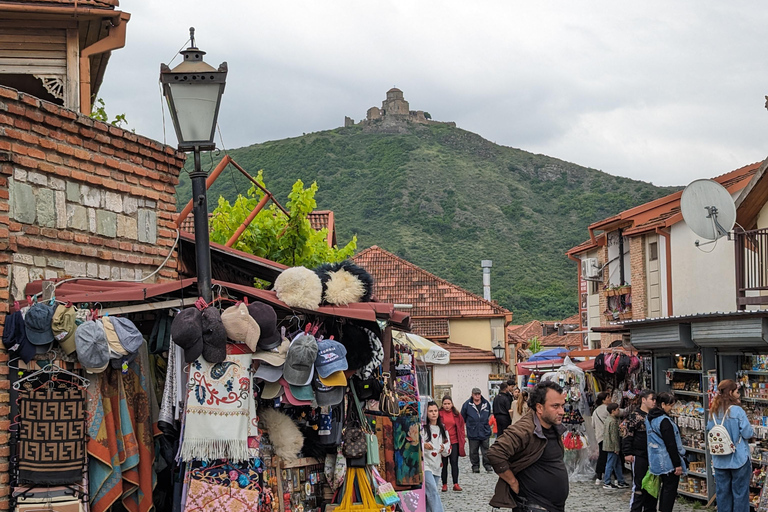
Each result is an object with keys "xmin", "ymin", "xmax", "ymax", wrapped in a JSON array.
[{"xmin": 423, "ymin": 401, "xmax": 451, "ymax": 512}]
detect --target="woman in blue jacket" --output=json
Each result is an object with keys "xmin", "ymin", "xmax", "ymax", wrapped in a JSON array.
[
  {"xmin": 646, "ymin": 392, "xmax": 686, "ymax": 512},
  {"xmin": 707, "ymin": 379, "xmax": 754, "ymax": 512}
]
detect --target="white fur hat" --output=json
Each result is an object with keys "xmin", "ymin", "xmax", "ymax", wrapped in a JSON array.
[{"xmin": 273, "ymin": 266, "xmax": 323, "ymax": 310}]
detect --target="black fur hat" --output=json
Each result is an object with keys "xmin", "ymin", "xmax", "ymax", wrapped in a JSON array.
[
  {"xmin": 328, "ymin": 322, "xmax": 374, "ymax": 371},
  {"xmin": 314, "ymin": 260, "xmax": 374, "ymax": 305}
]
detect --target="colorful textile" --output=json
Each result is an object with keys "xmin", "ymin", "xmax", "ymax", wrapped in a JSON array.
[
  {"xmin": 397, "ymin": 487, "xmax": 426, "ymax": 512},
  {"xmin": 393, "ymin": 414, "xmax": 423, "ymax": 487},
  {"xmin": 183, "ymin": 478, "xmax": 259, "ymax": 511},
  {"xmin": 88, "ymin": 342, "xmax": 157, "ymax": 512},
  {"xmin": 180, "ymin": 353, "xmax": 255, "ymax": 462},
  {"xmin": 17, "ymin": 382, "xmax": 86, "ymax": 485}
]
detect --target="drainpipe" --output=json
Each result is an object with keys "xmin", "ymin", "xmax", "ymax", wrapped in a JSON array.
[
  {"xmin": 618, "ymin": 228, "xmax": 625, "ymax": 285},
  {"xmin": 481, "ymin": 260, "xmax": 492, "ymax": 301},
  {"xmin": 0, "ymin": 5, "xmax": 122, "ymax": 16},
  {"xmin": 656, "ymin": 227, "xmax": 673, "ymax": 316},
  {"xmin": 79, "ymin": 11, "xmax": 131, "ymax": 115}
]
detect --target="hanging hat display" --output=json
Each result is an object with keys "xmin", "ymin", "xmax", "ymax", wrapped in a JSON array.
[
  {"xmin": 247, "ymin": 302, "xmax": 281, "ymax": 350},
  {"xmin": 221, "ymin": 303, "xmax": 261, "ymax": 351},
  {"xmin": 171, "ymin": 308, "xmax": 204, "ymax": 363}
]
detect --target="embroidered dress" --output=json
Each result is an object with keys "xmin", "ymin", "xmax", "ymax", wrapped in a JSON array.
[{"xmin": 181, "ymin": 353, "xmax": 255, "ymax": 462}]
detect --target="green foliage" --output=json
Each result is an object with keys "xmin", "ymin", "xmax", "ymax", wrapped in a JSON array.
[
  {"xmin": 177, "ymin": 124, "xmax": 678, "ymax": 321},
  {"xmin": 528, "ymin": 336, "xmax": 542, "ymax": 354},
  {"xmin": 89, "ymin": 98, "xmax": 128, "ymax": 129},
  {"xmin": 209, "ymin": 170, "xmax": 356, "ymax": 272}
]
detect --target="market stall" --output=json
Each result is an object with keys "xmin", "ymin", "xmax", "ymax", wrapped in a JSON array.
[{"xmin": 9, "ymin": 262, "xmax": 421, "ymax": 512}]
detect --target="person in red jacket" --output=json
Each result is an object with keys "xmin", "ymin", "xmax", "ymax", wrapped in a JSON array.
[{"xmin": 439, "ymin": 395, "xmax": 467, "ymax": 492}]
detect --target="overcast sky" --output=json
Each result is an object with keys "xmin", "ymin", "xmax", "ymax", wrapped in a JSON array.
[{"xmin": 99, "ymin": 1, "xmax": 768, "ymax": 187}]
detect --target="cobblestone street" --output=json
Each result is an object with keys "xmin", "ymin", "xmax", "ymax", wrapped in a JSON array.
[{"xmin": 438, "ymin": 444, "xmax": 703, "ymax": 512}]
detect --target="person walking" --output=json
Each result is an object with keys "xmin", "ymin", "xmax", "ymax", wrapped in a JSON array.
[
  {"xmin": 509, "ymin": 390, "xmax": 529, "ymax": 425},
  {"xmin": 707, "ymin": 379, "xmax": 754, "ymax": 512},
  {"xmin": 423, "ymin": 401, "xmax": 451, "ymax": 512},
  {"xmin": 461, "ymin": 387, "xmax": 493, "ymax": 473},
  {"xmin": 592, "ymin": 391, "xmax": 611, "ymax": 484},
  {"xmin": 487, "ymin": 380, "xmax": 568, "ymax": 512},
  {"xmin": 622, "ymin": 389, "xmax": 657, "ymax": 512},
  {"xmin": 646, "ymin": 392, "xmax": 686, "ymax": 512},
  {"xmin": 493, "ymin": 382, "xmax": 514, "ymax": 434},
  {"xmin": 438, "ymin": 395, "xmax": 466, "ymax": 491},
  {"xmin": 602, "ymin": 403, "xmax": 629, "ymax": 489}
]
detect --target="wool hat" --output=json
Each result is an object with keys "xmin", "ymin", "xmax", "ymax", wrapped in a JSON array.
[
  {"xmin": 102, "ymin": 316, "xmax": 128, "ymax": 356},
  {"xmin": 314, "ymin": 338, "xmax": 348, "ymax": 378},
  {"xmin": 2, "ymin": 310, "xmax": 34, "ymax": 363},
  {"xmin": 336, "ymin": 323, "xmax": 374, "ymax": 371},
  {"xmin": 252, "ymin": 336, "xmax": 290, "ymax": 366},
  {"xmin": 75, "ymin": 320, "xmax": 110, "ymax": 374},
  {"xmin": 201, "ymin": 307, "xmax": 227, "ymax": 364},
  {"xmin": 247, "ymin": 302, "xmax": 281, "ymax": 350},
  {"xmin": 318, "ymin": 370, "xmax": 347, "ymax": 387},
  {"xmin": 280, "ymin": 378, "xmax": 312, "ymax": 406},
  {"xmin": 283, "ymin": 334, "xmax": 318, "ymax": 386},
  {"xmin": 171, "ymin": 308, "xmax": 204, "ymax": 363},
  {"xmin": 221, "ymin": 303, "xmax": 261, "ymax": 351},
  {"xmin": 313, "ymin": 373, "xmax": 344, "ymax": 407},
  {"xmin": 51, "ymin": 305, "xmax": 78, "ymax": 355},
  {"xmin": 110, "ymin": 316, "xmax": 144, "ymax": 354},
  {"xmin": 253, "ymin": 361, "xmax": 283, "ymax": 383},
  {"xmin": 314, "ymin": 261, "xmax": 375, "ymax": 305},
  {"xmin": 273, "ymin": 267, "xmax": 323, "ymax": 310},
  {"xmin": 261, "ymin": 380, "xmax": 284, "ymax": 400},
  {"xmin": 24, "ymin": 303, "xmax": 56, "ymax": 346}
]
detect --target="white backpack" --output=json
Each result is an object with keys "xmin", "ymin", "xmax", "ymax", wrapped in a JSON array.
[{"xmin": 708, "ymin": 406, "xmax": 739, "ymax": 455}]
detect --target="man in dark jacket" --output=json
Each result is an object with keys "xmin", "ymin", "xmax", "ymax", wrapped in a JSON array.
[
  {"xmin": 461, "ymin": 387, "xmax": 493, "ymax": 473},
  {"xmin": 493, "ymin": 382, "xmax": 514, "ymax": 434},
  {"xmin": 622, "ymin": 389, "xmax": 657, "ymax": 512},
  {"xmin": 487, "ymin": 380, "xmax": 567, "ymax": 512}
]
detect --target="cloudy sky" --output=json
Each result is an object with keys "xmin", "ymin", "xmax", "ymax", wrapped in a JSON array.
[{"xmin": 99, "ymin": 1, "xmax": 768, "ymax": 187}]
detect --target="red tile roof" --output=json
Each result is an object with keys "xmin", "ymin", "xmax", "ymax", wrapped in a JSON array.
[
  {"xmin": 568, "ymin": 162, "xmax": 760, "ymax": 254},
  {"xmin": 539, "ymin": 331, "xmax": 583, "ymax": 348},
  {"xmin": 1, "ymin": 0, "xmax": 118, "ymax": 7},
  {"xmin": 411, "ymin": 318, "xmax": 450, "ymax": 339},
  {"xmin": 440, "ymin": 341, "xmax": 497, "ymax": 363},
  {"xmin": 352, "ymin": 246, "xmax": 511, "ymax": 319},
  {"xmin": 508, "ymin": 320, "xmax": 542, "ymax": 344}
]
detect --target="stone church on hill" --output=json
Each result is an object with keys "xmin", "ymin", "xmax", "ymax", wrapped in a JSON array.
[{"xmin": 344, "ymin": 88, "xmax": 456, "ymax": 130}]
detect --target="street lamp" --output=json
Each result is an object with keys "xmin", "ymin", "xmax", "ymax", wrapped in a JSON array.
[
  {"xmin": 161, "ymin": 28, "xmax": 227, "ymax": 302},
  {"xmin": 492, "ymin": 343, "xmax": 506, "ymax": 361}
]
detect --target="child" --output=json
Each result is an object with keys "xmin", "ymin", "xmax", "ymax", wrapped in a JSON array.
[
  {"xmin": 423, "ymin": 401, "xmax": 451, "ymax": 512},
  {"xmin": 602, "ymin": 402, "xmax": 629, "ymax": 489}
]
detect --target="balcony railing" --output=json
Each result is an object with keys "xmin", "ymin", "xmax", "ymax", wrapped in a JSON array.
[{"xmin": 735, "ymin": 227, "xmax": 768, "ymax": 309}]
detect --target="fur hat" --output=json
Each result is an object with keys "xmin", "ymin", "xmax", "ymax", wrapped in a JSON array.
[
  {"xmin": 273, "ymin": 267, "xmax": 323, "ymax": 310},
  {"xmin": 334, "ymin": 322, "xmax": 374, "ymax": 371},
  {"xmin": 259, "ymin": 408, "xmax": 304, "ymax": 463},
  {"xmin": 314, "ymin": 261, "xmax": 374, "ymax": 305}
]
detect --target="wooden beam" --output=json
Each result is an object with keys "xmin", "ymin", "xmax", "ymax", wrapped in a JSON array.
[{"xmin": 65, "ymin": 28, "xmax": 79, "ymax": 111}]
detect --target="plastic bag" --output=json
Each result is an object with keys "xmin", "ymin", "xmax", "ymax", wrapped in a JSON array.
[{"xmin": 642, "ymin": 470, "xmax": 661, "ymax": 499}]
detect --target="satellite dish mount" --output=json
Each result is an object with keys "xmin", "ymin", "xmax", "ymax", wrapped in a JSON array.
[{"xmin": 680, "ymin": 179, "xmax": 736, "ymax": 248}]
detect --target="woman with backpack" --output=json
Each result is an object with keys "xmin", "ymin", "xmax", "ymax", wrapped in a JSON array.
[
  {"xmin": 707, "ymin": 379, "xmax": 754, "ymax": 512},
  {"xmin": 645, "ymin": 392, "xmax": 686, "ymax": 512}
]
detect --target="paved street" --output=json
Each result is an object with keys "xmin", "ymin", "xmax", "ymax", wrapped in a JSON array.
[{"xmin": 437, "ymin": 445, "xmax": 703, "ymax": 512}]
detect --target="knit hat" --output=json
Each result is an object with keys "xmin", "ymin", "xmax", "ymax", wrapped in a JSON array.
[
  {"xmin": 221, "ymin": 303, "xmax": 261, "ymax": 351},
  {"xmin": 252, "ymin": 336, "xmax": 290, "ymax": 367},
  {"xmin": 2, "ymin": 310, "xmax": 34, "ymax": 363},
  {"xmin": 24, "ymin": 303, "xmax": 55, "ymax": 346},
  {"xmin": 171, "ymin": 308, "xmax": 204, "ymax": 363},
  {"xmin": 102, "ymin": 316, "xmax": 128, "ymax": 356},
  {"xmin": 314, "ymin": 338, "xmax": 348, "ymax": 378},
  {"xmin": 51, "ymin": 305, "xmax": 77, "ymax": 355},
  {"xmin": 283, "ymin": 334, "xmax": 318, "ymax": 386},
  {"xmin": 110, "ymin": 316, "xmax": 144, "ymax": 354},
  {"xmin": 273, "ymin": 267, "xmax": 323, "ymax": 310},
  {"xmin": 201, "ymin": 307, "xmax": 227, "ymax": 363},
  {"xmin": 75, "ymin": 320, "xmax": 110, "ymax": 374},
  {"xmin": 247, "ymin": 302, "xmax": 281, "ymax": 350}
]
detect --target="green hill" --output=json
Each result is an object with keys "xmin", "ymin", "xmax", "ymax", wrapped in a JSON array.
[{"xmin": 175, "ymin": 122, "xmax": 678, "ymax": 322}]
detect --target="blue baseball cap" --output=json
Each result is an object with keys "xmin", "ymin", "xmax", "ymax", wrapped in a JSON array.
[
  {"xmin": 314, "ymin": 338, "xmax": 348, "ymax": 378},
  {"xmin": 24, "ymin": 303, "xmax": 55, "ymax": 346}
]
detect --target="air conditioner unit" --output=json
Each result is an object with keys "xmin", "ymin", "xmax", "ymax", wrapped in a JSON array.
[{"xmin": 581, "ymin": 258, "xmax": 601, "ymax": 281}]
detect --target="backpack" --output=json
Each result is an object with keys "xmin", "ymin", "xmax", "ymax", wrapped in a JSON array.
[{"xmin": 708, "ymin": 406, "xmax": 739, "ymax": 455}]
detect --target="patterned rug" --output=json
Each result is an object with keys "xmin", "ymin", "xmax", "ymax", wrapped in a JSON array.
[{"xmin": 18, "ymin": 381, "xmax": 86, "ymax": 485}]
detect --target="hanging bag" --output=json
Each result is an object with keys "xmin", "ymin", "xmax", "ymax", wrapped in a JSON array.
[
  {"xmin": 708, "ymin": 405, "xmax": 739, "ymax": 455},
  {"xmin": 370, "ymin": 467, "xmax": 400, "ymax": 506},
  {"xmin": 641, "ymin": 469, "xmax": 661, "ymax": 499},
  {"xmin": 379, "ymin": 372, "xmax": 400, "ymax": 417},
  {"xmin": 343, "ymin": 392, "xmax": 368, "ymax": 459},
  {"xmin": 351, "ymin": 384, "xmax": 380, "ymax": 466}
]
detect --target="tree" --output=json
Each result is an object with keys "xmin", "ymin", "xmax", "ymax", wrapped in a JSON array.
[
  {"xmin": 89, "ymin": 98, "xmax": 128, "ymax": 129},
  {"xmin": 209, "ymin": 170, "xmax": 356, "ymax": 276},
  {"xmin": 528, "ymin": 336, "xmax": 542, "ymax": 354}
]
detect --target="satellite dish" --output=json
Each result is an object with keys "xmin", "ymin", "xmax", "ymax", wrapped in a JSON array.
[{"xmin": 680, "ymin": 179, "xmax": 736, "ymax": 241}]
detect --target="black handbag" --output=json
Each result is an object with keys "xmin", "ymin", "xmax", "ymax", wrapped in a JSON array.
[{"xmin": 352, "ymin": 376, "xmax": 383, "ymax": 400}]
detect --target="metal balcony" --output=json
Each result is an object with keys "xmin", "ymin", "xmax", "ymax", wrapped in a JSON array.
[{"xmin": 735, "ymin": 227, "xmax": 768, "ymax": 309}]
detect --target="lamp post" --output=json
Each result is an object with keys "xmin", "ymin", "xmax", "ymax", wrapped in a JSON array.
[{"xmin": 160, "ymin": 28, "xmax": 227, "ymax": 303}]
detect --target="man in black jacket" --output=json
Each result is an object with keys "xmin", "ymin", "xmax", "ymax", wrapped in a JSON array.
[
  {"xmin": 493, "ymin": 382, "xmax": 513, "ymax": 434},
  {"xmin": 622, "ymin": 389, "xmax": 657, "ymax": 512}
]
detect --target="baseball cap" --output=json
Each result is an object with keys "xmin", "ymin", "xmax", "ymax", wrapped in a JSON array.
[
  {"xmin": 2, "ymin": 310, "xmax": 34, "ymax": 363},
  {"xmin": 252, "ymin": 336, "xmax": 290, "ymax": 366},
  {"xmin": 253, "ymin": 361, "xmax": 283, "ymax": 383},
  {"xmin": 75, "ymin": 320, "xmax": 110, "ymax": 374},
  {"xmin": 280, "ymin": 378, "xmax": 312, "ymax": 406},
  {"xmin": 289, "ymin": 382, "xmax": 315, "ymax": 402},
  {"xmin": 51, "ymin": 305, "xmax": 77, "ymax": 355},
  {"xmin": 247, "ymin": 302, "xmax": 281, "ymax": 350},
  {"xmin": 261, "ymin": 380, "xmax": 284, "ymax": 399},
  {"xmin": 314, "ymin": 338, "xmax": 348, "ymax": 378},
  {"xmin": 319, "ymin": 370, "xmax": 347, "ymax": 387},
  {"xmin": 102, "ymin": 316, "xmax": 128, "ymax": 356},
  {"xmin": 313, "ymin": 373, "xmax": 344, "ymax": 406},
  {"xmin": 171, "ymin": 308, "xmax": 204, "ymax": 363},
  {"xmin": 110, "ymin": 317, "xmax": 144, "ymax": 354},
  {"xmin": 221, "ymin": 303, "xmax": 260, "ymax": 351},
  {"xmin": 24, "ymin": 303, "xmax": 55, "ymax": 346},
  {"xmin": 283, "ymin": 334, "xmax": 318, "ymax": 386}
]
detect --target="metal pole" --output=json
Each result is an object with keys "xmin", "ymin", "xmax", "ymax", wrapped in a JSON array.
[{"xmin": 190, "ymin": 147, "xmax": 213, "ymax": 302}]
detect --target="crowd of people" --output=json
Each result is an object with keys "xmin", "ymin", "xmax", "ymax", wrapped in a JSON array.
[{"xmin": 421, "ymin": 377, "xmax": 755, "ymax": 512}]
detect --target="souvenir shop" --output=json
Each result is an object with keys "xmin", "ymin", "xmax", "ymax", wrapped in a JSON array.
[
  {"xmin": 6, "ymin": 261, "xmax": 427, "ymax": 512},
  {"xmin": 628, "ymin": 311, "xmax": 768, "ymax": 508}
]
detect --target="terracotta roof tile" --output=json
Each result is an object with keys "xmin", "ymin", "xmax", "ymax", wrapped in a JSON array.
[
  {"xmin": 411, "ymin": 318, "xmax": 450, "ymax": 338},
  {"xmin": 507, "ymin": 320, "xmax": 542, "ymax": 343},
  {"xmin": 1, "ymin": 0, "xmax": 118, "ymax": 7},
  {"xmin": 539, "ymin": 331, "xmax": 583, "ymax": 348},
  {"xmin": 352, "ymin": 246, "xmax": 511, "ymax": 318},
  {"xmin": 440, "ymin": 341, "xmax": 497, "ymax": 363}
]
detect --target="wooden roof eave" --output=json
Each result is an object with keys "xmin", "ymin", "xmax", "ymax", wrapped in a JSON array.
[{"xmin": 735, "ymin": 157, "xmax": 768, "ymax": 230}]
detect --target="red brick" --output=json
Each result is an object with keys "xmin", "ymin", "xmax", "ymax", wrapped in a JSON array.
[
  {"xmin": 73, "ymin": 234, "xmax": 89, "ymax": 244},
  {"xmin": 81, "ymin": 247, "xmax": 97, "ymax": 257},
  {"xmin": 119, "ymin": 242, "xmax": 132, "ymax": 251},
  {"xmin": 6, "ymin": 103, "xmax": 24, "ymax": 116},
  {"xmin": 20, "ymin": 94, "xmax": 39, "ymax": 107},
  {"xmin": 40, "ymin": 228, "xmax": 57, "ymax": 239},
  {"xmin": 24, "ymin": 109, "xmax": 44, "ymax": 123},
  {"xmin": 98, "ymin": 250, "xmax": 112, "ymax": 260},
  {"xmin": 85, "ymin": 175, "xmax": 102, "ymax": 186},
  {"xmin": 14, "ymin": 118, "xmax": 31, "ymax": 131},
  {"xmin": 0, "ymin": 88, "xmax": 17, "ymax": 100},
  {"xmin": 57, "ymin": 231, "xmax": 73, "ymax": 241},
  {"xmin": 27, "ymin": 147, "xmax": 45, "ymax": 160},
  {"xmin": 5, "ymin": 223, "xmax": 17, "ymax": 232},
  {"xmin": 127, "ymin": 254, "xmax": 141, "ymax": 264}
]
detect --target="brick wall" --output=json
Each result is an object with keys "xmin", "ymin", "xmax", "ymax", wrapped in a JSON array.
[
  {"xmin": 0, "ymin": 85, "xmax": 184, "ymax": 509},
  {"xmin": 629, "ymin": 235, "xmax": 647, "ymax": 319}
]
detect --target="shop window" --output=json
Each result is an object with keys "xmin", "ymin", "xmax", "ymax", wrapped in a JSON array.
[{"xmin": 649, "ymin": 242, "xmax": 658, "ymax": 261}]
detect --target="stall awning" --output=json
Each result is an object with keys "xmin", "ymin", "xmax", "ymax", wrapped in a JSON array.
[
  {"xmin": 517, "ymin": 357, "xmax": 595, "ymax": 376},
  {"xmin": 393, "ymin": 331, "xmax": 450, "ymax": 364},
  {"xmin": 629, "ymin": 324, "xmax": 694, "ymax": 352}
]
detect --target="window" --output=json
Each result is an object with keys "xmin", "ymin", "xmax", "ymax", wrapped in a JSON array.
[
  {"xmin": 590, "ymin": 280, "xmax": 600, "ymax": 294},
  {"xmin": 649, "ymin": 242, "xmax": 658, "ymax": 261}
]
